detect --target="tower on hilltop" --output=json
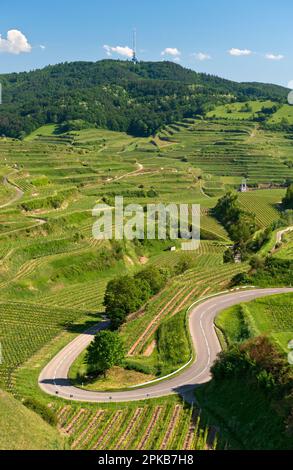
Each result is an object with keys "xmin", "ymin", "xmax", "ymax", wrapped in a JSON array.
[{"xmin": 132, "ymin": 29, "xmax": 138, "ymax": 64}]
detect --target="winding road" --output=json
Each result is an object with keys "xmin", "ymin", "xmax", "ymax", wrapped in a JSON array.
[{"xmin": 39, "ymin": 288, "xmax": 293, "ymax": 403}]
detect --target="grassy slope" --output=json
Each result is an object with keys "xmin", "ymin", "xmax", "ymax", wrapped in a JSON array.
[
  {"xmin": 24, "ymin": 124, "xmax": 58, "ymax": 141},
  {"xmin": 0, "ymin": 389, "xmax": 63, "ymax": 450},
  {"xmin": 0, "ymin": 168, "xmax": 15, "ymax": 206},
  {"xmin": 215, "ymin": 293, "xmax": 293, "ymax": 352},
  {"xmin": 269, "ymin": 104, "xmax": 293, "ymax": 124},
  {"xmin": 196, "ymin": 378, "xmax": 292, "ymax": 450},
  {"xmin": 69, "ymin": 355, "xmax": 155, "ymax": 391},
  {"xmin": 207, "ymin": 100, "xmax": 293, "ymax": 125},
  {"xmin": 207, "ymin": 101, "xmax": 293, "ymax": 124},
  {"xmin": 275, "ymin": 231, "xmax": 293, "ymax": 259},
  {"xmin": 216, "ymin": 294, "xmax": 293, "ymax": 352},
  {"xmin": 207, "ymin": 100, "xmax": 275, "ymax": 120}
]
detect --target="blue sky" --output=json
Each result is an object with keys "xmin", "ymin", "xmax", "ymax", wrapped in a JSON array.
[{"xmin": 0, "ymin": 0, "xmax": 293, "ymax": 86}]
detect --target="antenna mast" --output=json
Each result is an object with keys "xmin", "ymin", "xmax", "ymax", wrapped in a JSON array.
[{"xmin": 132, "ymin": 29, "xmax": 138, "ymax": 64}]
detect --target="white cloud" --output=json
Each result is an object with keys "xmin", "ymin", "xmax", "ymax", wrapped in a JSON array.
[
  {"xmin": 173, "ymin": 57, "xmax": 181, "ymax": 63},
  {"xmin": 265, "ymin": 53, "xmax": 284, "ymax": 61},
  {"xmin": 0, "ymin": 29, "xmax": 32, "ymax": 54},
  {"xmin": 192, "ymin": 52, "xmax": 211, "ymax": 61},
  {"xmin": 161, "ymin": 47, "xmax": 181, "ymax": 57},
  {"xmin": 229, "ymin": 48, "xmax": 252, "ymax": 56},
  {"xmin": 39, "ymin": 45, "xmax": 46, "ymax": 50},
  {"xmin": 103, "ymin": 44, "xmax": 133, "ymax": 58},
  {"xmin": 103, "ymin": 45, "xmax": 112, "ymax": 56}
]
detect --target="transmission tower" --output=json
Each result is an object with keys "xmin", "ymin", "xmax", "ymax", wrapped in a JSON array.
[{"xmin": 132, "ymin": 29, "xmax": 138, "ymax": 64}]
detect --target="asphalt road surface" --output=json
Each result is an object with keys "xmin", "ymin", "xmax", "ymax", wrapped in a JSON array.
[{"xmin": 39, "ymin": 288, "xmax": 293, "ymax": 403}]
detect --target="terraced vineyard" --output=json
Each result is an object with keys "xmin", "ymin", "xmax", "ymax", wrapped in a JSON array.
[
  {"xmin": 238, "ymin": 190, "xmax": 283, "ymax": 227},
  {"xmin": 0, "ymin": 302, "xmax": 84, "ymax": 388},
  {"xmin": 52, "ymin": 399, "xmax": 214, "ymax": 450},
  {"xmin": 0, "ymin": 115, "xmax": 289, "ymax": 450},
  {"xmin": 159, "ymin": 120, "xmax": 293, "ymax": 185}
]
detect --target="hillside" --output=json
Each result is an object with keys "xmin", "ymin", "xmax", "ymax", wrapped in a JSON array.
[
  {"xmin": 0, "ymin": 389, "xmax": 63, "ymax": 450},
  {"xmin": 0, "ymin": 60, "xmax": 288, "ymax": 138},
  {"xmin": 0, "ymin": 70, "xmax": 292, "ymax": 450},
  {"xmin": 197, "ymin": 294, "xmax": 293, "ymax": 450}
]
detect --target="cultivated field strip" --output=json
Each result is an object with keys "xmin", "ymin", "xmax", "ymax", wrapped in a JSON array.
[
  {"xmin": 238, "ymin": 190, "xmax": 283, "ymax": 227},
  {"xmin": 53, "ymin": 402, "xmax": 214, "ymax": 450},
  {"xmin": 0, "ymin": 302, "xmax": 81, "ymax": 387},
  {"xmin": 124, "ymin": 262, "xmax": 247, "ymax": 355}
]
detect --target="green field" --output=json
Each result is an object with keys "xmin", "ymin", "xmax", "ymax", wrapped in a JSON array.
[
  {"xmin": 216, "ymin": 293, "xmax": 293, "ymax": 352},
  {"xmin": 207, "ymin": 100, "xmax": 293, "ymax": 126},
  {"xmin": 207, "ymin": 101, "xmax": 276, "ymax": 121}
]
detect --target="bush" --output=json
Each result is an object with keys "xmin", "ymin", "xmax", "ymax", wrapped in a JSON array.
[
  {"xmin": 23, "ymin": 398, "xmax": 57, "ymax": 426},
  {"xmin": 250, "ymin": 257, "xmax": 293, "ymax": 286},
  {"xmin": 125, "ymin": 359, "xmax": 156, "ymax": 376},
  {"xmin": 250, "ymin": 255, "xmax": 265, "ymax": 270},
  {"xmin": 58, "ymin": 119, "xmax": 92, "ymax": 132},
  {"xmin": 231, "ymin": 272, "xmax": 251, "ymax": 286},
  {"xmin": 211, "ymin": 345, "xmax": 253, "ymax": 380},
  {"xmin": 238, "ymin": 304, "xmax": 259, "ymax": 340},
  {"xmin": 248, "ymin": 227, "xmax": 272, "ymax": 252},
  {"xmin": 174, "ymin": 255, "xmax": 194, "ymax": 274},
  {"xmin": 223, "ymin": 248, "xmax": 234, "ymax": 263},
  {"xmin": 20, "ymin": 188, "xmax": 76, "ymax": 212},
  {"xmin": 256, "ymin": 370, "xmax": 276, "ymax": 391}
]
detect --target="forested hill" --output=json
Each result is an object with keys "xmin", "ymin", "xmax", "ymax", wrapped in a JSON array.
[{"xmin": 0, "ymin": 59, "xmax": 288, "ymax": 138}]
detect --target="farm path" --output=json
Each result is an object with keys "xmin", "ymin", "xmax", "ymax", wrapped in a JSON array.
[
  {"xmin": 0, "ymin": 171, "xmax": 24, "ymax": 209},
  {"xmin": 276, "ymin": 226, "xmax": 293, "ymax": 245}
]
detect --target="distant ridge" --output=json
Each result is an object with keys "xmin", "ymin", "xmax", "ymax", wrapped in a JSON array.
[{"xmin": 0, "ymin": 60, "xmax": 288, "ymax": 139}]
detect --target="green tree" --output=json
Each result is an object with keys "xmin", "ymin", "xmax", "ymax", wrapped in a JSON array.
[
  {"xmin": 86, "ymin": 330, "xmax": 125, "ymax": 377},
  {"xmin": 174, "ymin": 255, "xmax": 194, "ymax": 274},
  {"xmin": 135, "ymin": 265, "xmax": 169, "ymax": 295},
  {"xmin": 283, "ymin": 184, "xmax": 293, "ymax": 209},
  {"xmin": 104, "ymin": 275, "xmax": 150, "ymax": 329},
  {"xmin": 214, "ymin": 192, "xmax": 257, "ymax": 244}
]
